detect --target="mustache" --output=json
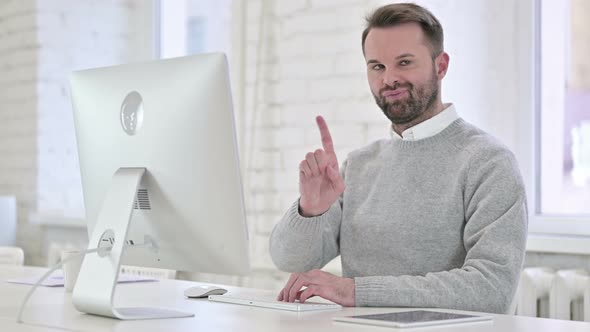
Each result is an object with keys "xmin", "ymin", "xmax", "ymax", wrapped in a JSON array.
[{"xmin": 378, "ymin": 82, "xmax": 413, "ymax": 97}]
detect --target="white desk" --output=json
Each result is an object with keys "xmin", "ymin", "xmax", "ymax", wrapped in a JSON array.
[{"xmin": 1, "ymin": 266, "xmax": 589, "ymax": 331}]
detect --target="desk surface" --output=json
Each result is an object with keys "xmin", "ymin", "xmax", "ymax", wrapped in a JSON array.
[{"xmin": 0, "ymin": 266, "xmax": 589, "ymax": 332}]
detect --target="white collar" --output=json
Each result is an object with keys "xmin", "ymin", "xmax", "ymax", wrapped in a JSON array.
[{"xmin": 390, "ymin": 103, "xmax": 458, "ymax": 141}]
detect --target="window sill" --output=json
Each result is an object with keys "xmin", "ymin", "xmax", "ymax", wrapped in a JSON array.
[
  {"xmin": 527, "ymin": 233, "xmax": 590, "ymax": 255},
  {"xmin": 28, "ymin": 213, "xmax": 590, "ymax": 254},
  {"xmin": 526, "ymin": 215, "xmax": 590, "ymax": 255}
]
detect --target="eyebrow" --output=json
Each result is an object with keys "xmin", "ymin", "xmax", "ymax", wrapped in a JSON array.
[{"xmin": 366, "ymin": 53, "xmax": 415, "ymax": 65}]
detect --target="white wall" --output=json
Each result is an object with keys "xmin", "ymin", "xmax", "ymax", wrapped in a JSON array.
[
  {"xmin": 0, "ymin": 0, "xmax": 43, "ymax": 265},
  {"xmin": 241, "ymin": 0, "xmax": 527, "ymax": 281},
  {"xmin": 1, "ymin": 0, "xmax": 534, "ymax": 288},
  {"xmin": 0, "ymin": 0, "xmax": 154, "ymax": 265},
  {"xmin": 35, "ymin": 0, "xmax": 154, "ymax": 220}
]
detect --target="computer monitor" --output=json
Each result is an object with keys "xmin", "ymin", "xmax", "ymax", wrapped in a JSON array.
[{"xmin": 69, "ymin": 53, "xmax": 250, "ymax": 320}]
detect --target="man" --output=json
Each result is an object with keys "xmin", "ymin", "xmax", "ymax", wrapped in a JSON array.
[{"xmin": 269, "ymin": 3, "xmax": 527, "ymax": 314}]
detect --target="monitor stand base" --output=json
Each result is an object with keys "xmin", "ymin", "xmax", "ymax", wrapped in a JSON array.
[{"xmin": 72, "ymin": 167, "xmax": 194, "ymax": 320}]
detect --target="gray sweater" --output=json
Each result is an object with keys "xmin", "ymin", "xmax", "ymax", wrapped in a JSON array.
[{"xmin": 269, "ymin": 118, "xmax": 528, "ymax": 314}]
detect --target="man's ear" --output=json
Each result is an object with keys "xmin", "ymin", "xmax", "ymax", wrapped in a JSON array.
[{"xmin": 436, "ymin": 52, "xmax": 450, "ymax": 80}]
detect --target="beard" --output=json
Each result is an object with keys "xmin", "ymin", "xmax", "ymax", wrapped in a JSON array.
[{"xmin": 373, "ymin": 69, "xmax": 439, "ymax": 125}]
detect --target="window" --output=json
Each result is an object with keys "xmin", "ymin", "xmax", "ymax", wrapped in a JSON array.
[
  {"xmin": 157, "ymin": 0, "xmax": 233, "ymax": 59},
  {"xmin": 156, "ymin": 0, "xmax": 243, "ymax": 158},
  {"xmin": 538, "ymin": 0, "xmax": 590, "ymax": 217},
  {"xmin": 526, "ymin": 0, "xmax": 590, "ymax": 250}
]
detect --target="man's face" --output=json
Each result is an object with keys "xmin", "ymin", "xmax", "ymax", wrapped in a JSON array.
[{"xmin": 364, "ymin": 23, "xmax": 447, "ymax": 125}]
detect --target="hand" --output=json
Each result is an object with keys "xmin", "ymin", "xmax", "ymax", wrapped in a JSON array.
[
  {"xmin": 298, "ymin": 116, "xmax": 346, "ymax": 217},
  {"xmin": 277, "ymin": 270, "xmax": 355, "ymax": 306}
]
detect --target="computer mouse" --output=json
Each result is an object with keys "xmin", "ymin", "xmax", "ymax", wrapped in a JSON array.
[{"xmin": 184, "ymin": 285, "xmax": 228, "ymax": 298}]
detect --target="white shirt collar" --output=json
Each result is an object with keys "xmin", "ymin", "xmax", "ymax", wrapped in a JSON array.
[{"xmin": 390, "ymin": 103, "xmax": 458, "ymax": 141}]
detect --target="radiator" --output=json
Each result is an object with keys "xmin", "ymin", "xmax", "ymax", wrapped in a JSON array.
[{"xmin": 517, "ymin": 267, "xmax": 589, "ymax": 321}]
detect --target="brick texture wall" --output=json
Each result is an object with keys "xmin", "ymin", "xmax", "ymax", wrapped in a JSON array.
[
  {"xmin": 1, "ymin": 0, "xmax": 533, "ymax": 291},
  {"xmin": 0, "ymin": 0, "xmax": 153, "ymax": 265},
  {"xmin": 240, "ymin": 0, "xmax": 522, "ymax": 288},
  {"xmin": 0, "ymin": 0, "xmax": 43, "ymax": 264}
]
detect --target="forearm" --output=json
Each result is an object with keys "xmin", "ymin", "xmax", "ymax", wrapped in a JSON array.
[
  {"xmin": 269, "ymin": 199, "xmax": 341, "ymax": 272},
  {"xmin": 355, "ymin": 261, "xmax": 519, "ymax": 313}
]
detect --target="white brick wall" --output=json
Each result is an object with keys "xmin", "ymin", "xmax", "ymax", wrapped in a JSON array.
[
  {"xmin": 1, "ymin": 0, "xmax": 530, "ymax": 290},
  {"xmin": 0, "ymin": 0, "xmax": 42, "ymax": 264},
  {"xmin": 241, "ymin": 0, "xmax": 524, "ymax": 284},
  {"xmin": 35, "ymin": 1, "xmax": 153, "ymax": 220},
  {"xmin": 0, "ymin": 0, "xmax": 153, "ymax": 265}
]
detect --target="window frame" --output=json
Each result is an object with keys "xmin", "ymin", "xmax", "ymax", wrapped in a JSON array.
[
  {"xmin": 521, "ymin": 0, "xmax": 590, "ymax": 254},
  {"xmin": 155, "ymin": 0, "xmax": 246, "ymax": 160}
]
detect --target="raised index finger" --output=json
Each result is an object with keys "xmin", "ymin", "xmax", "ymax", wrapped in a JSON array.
[{"xmin": 316, "ymin": 115, "xmax": 335, "ymax": 154}]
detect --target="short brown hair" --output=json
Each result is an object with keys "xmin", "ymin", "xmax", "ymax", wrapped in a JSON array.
[{"xmin": 362, "ymin": 3, "xmax": 444, "ymax": 58}]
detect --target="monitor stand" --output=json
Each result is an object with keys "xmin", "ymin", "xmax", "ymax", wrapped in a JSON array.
[{"xmin": 72, "ymin": 167, "xmax": 194, "ymax": 320}]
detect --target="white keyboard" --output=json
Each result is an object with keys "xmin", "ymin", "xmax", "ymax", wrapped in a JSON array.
[{"xmin": 208, "ymin": 294, "xmax": 342, "ymax": 312}]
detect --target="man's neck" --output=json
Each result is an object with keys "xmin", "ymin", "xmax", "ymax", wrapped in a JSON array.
[{"xmin": 392, "ymin": 100, "xmax": 445, "ymax": 137}]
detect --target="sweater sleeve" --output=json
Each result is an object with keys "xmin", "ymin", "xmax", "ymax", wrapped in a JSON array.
[
  {"xmin": 354, "ymin": 151, "xmax": 528, "ymax": 314},
  {"xmin": 269, "ymin": 161, "xmax": 347, "ymax": 273}
]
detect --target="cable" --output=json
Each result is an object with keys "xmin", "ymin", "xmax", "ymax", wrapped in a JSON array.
[
  {"xmin": 16, "ymin": 238, "xmax": 154, "ymax": 325},
  {"xmin": 16, "ymin": 247, "xmax": 108, "ymax": 324}
]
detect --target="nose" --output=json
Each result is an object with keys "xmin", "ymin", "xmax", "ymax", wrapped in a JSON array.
[{"xmin": 382, "ymin": 68, "xmax": 400, "ymax": 87}]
